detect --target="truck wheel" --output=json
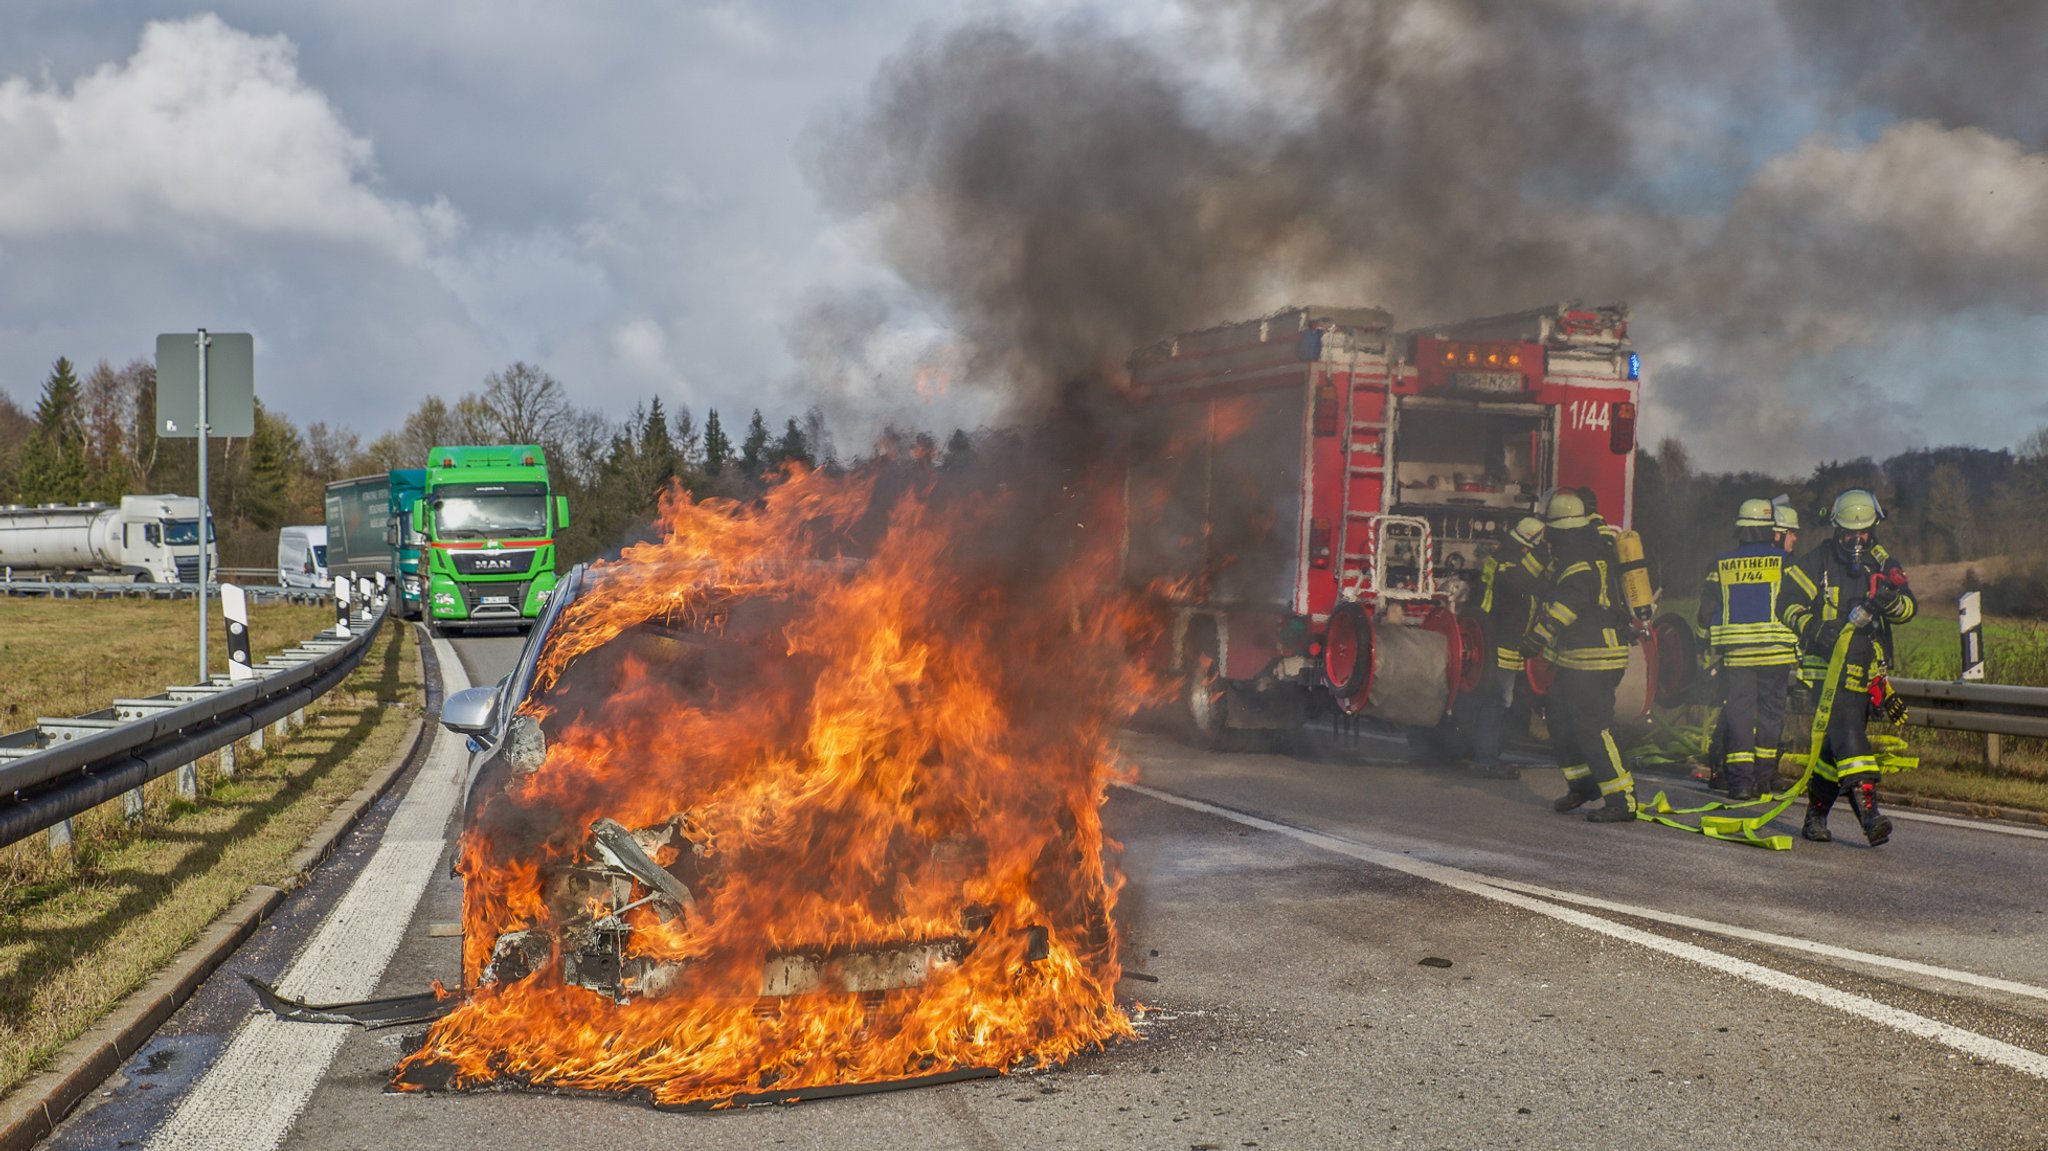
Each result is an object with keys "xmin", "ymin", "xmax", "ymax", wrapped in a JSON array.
[
  {"xmin": 1183, "ymin": 629, "xmax": 1230, "ymax": 749},
  {"xmin": 1322, "ymin": 601, "xmax": 1372, "ymax": 706}
]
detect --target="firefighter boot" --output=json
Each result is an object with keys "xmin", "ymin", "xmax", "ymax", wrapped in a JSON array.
[
  {"xmin": 1847, "ymin": 779, "xmax": 1893, "ymax": 847},
  {"xmin": 1802, "ymin": 778, "xmax": 1838, "ymax": 843},
  {"xmin": 1586, "ymin": 795, "xmax": 1637, "ymax": 823},
  {"xmin": 1726, "ymin": 764, "xmax": 1761, "ymax": 804},
  {"xmin": 1553, "ymin": 782, "xmax": 1598, "ymax": 813}
]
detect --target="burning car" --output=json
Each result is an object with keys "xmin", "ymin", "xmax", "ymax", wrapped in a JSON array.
[
  {"xmin": 261, "ymin": 466, "xmax": 1151, "ymax": 1110},
  {"xmin": 433, "ymin": 563, "xmax": 1062, "ymax": 1015}
]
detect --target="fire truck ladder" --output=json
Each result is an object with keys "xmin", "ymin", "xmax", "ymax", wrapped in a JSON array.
[{"xmin": 1334, "ymin": 373, "xmax": 1437, "ymax": 605}]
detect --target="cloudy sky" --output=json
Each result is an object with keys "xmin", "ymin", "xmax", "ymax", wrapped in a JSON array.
[{"xmin": 2, "ymin": 1, "xmax": 2045, "ymax": 472}]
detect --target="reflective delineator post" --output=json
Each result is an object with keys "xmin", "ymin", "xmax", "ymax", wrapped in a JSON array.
[
  {"xmin": 223, "ymin": 583, "xmax": 254, "ymax": 683},
  {"xmin": 335, "ymin": 575, "xmax": 352, "ymax": 638},
  {"xmin": 356, "ymin": 576, "xmax": 373, "ymax": 619},
  {"xmin": 1959, "ymin": 591, "xmax": 1997, "ymax": 769},
  {"xmin": 1959, "ymin": 591, "xmax": 1985, "ymax": 682}
]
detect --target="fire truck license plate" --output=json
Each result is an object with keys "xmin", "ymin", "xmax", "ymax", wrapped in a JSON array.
[{"xmin": 1452, "ymin": 371, "xmax": 1524, "ymax": 394}]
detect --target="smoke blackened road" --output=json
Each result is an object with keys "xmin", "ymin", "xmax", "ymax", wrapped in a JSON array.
[{"xmin": 44, "ymin": 635, "xmax": 2048, "ymax": 1149}]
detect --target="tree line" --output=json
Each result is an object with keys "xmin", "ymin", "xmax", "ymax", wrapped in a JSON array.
[
  {"xmin": 0, "ymin": 356, "xmax": 941, "ymax": 570},
  {"xmin": 1633, "ymin": 431, "xmax": 2048, "ymax": 616}
]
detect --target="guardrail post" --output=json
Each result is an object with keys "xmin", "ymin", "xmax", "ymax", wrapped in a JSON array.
[
  {"xmin": 176, "ymin": 760, "xmax": 199, "ymax": 800},
  {"xmin": 122, "ymin": 787, "xmax": 144, "ymax": 821},
  {"xmin": 48, "ymin": 818, "xmax": 72, "ymax": 855},
  {"xmin": 1987, "ymin": 733, "xmax": 2004, "ymax": 771},
  {"xmin": 250, "ymin": 722, "xmax": 265, "ymax": 753},
  {"xmin": 218, "ymin": 741, "xmax": 236, "ymax": 778}
]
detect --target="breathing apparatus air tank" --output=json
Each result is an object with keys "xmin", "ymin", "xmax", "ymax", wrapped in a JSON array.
[{"xmin": 1614, "ymin": 529, "xmax": 1654, "ymax": 621}]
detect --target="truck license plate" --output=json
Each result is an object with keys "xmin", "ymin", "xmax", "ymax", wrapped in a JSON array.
[
  {"xmin": 1452, "ymin": 371, "xmax": 1524, "ymax": 394},
  {"xmin": 482, "ymin": 595, "xmax": 510, "ymax": 605}
]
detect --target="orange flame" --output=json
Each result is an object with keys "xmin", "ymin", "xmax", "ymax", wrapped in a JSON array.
[{"xmin": 395, "ymin": 463, "xmax": 1161, "ymax": 1107}]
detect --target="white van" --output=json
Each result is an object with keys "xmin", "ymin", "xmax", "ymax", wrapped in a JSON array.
[{"xmin": 278, "ymin": 525, "xmax": 329, "ymax": 589}]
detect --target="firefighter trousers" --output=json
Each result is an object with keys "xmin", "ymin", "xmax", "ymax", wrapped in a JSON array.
[
  {"xmin": 1547, "ymin": 668, "xmax": 1632, "ymax": 807},
  {"xmin": 1814, "ymin": 668, "xmax": 1879, "ymax": 785},
  {"xmin": 1719, "ymin": 664, "xmax": 1790, "ymax": 792},
  {"xmin": 1470, "ymin": 662, "xmax": 1518, "ymax": 769}
]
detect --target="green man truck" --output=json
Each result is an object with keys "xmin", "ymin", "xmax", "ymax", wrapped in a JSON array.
[
  {"xmin": 386, "ymin": 468, "xmax": 427, "ymax": 619},
  {"xmin": 421, "ymin": 445, "xmax": 569, "ymax": 632}
]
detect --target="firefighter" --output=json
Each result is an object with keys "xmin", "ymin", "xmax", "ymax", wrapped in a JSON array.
[
  {"xmin": 1525, "ymin": 491, "xmax": 1636, "ymax": 823},
  {"xmin": 1778, "ymin": 489, "xmax": 1916, "ymax": 845},
  {"xmin": 1469, "ymin": 516, "xmax": 1547, "ymax": 779},
  {"xmin": 1697, "ymin": 499, "xmax": 1800, "ymax": 802}
]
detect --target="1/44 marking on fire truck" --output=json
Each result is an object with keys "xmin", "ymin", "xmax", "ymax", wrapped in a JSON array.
[{"xmin": 1567, "ymin": 400, "xmax": 1612, "ymax": 433}]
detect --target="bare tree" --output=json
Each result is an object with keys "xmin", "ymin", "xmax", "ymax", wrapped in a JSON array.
[
  {"xmin": 80, "ymin": 360, "xmax": 134, "ymax": 496},
  {"xmin": 306, "ymin": 421, "xmax": 367, "ymax": 481},
  {"xmin": 479, "ymin": 362, "xmax": 570, "ymax": 444}
]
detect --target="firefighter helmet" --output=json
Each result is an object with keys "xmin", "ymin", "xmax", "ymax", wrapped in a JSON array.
[
  {"xmin": 1544, "ymin": 490, "xmax": 1591, "ymax": 529},
  {"xmin": 1830, "ymin": 489, "xmax": 1884, "ymax": 531},
  {"xmin": 1736, "ymin": 498, "xmax": 1775, "ymax": 528},
  {"xmin": 1509, "ymin": 517, "xmax": 1545, "ymax": 548},
  {"xmin": 1773, "ymin": 503, "xmax": 1800, "ymax": 532}
]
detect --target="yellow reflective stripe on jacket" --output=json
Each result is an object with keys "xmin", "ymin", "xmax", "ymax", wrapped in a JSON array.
[{"xmin": 1552, "ymin": 646, "xmax": 1629, "ymax": 671}]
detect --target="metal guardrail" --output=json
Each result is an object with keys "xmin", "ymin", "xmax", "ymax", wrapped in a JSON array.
[
  {"xmin": 1889, "ymin": 678, "xmax": 2048, "ymax": 740},
  {"xmin": 0, "ymin": 601, "xmax": 389, "ymax": 849},
  {"xmin": 0, "ymin": 580, "xmax": 327, "ymax": 604}
]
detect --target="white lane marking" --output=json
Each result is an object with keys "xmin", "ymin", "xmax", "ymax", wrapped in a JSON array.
[
  {"xmin": 1123, "ymin": 782, "xmax": 2048, "ymax": 1082},
  {"xmin": 148, "ymin": 634, "xmax": 471, "ymax": 1151},
  {"xmin": 1891, "ymin": 808, "xmax": 2048, "ymax": 841},
  {"xmin": 1471, "ymin": 875, "xmax": 2048, "ymax": 1005}
]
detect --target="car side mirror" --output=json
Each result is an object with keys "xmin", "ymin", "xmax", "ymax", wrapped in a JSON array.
[{"xmin": 440, "ymin": 685, "xmax": 498, "ymax": 736}]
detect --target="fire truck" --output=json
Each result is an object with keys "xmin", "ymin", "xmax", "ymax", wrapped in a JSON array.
[{"xmin": 1124, "ymin": 302, "xmax": 1689, "ymax": 745}]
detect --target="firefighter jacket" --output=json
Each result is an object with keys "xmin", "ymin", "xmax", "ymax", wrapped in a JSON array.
[
  {"xmin": 1480, "ymin": 540, "xmax": 1546, "ymax": 672},
  {"xmin": 1529, "ymin": 528, "xmax": 1630, "ymax": 672},
  {"xmin": 1777, "ymin": 539, "xmax": 1916, "ymax": 692},
  {"xmin": 1696, "ymin": 542, "xmax": 1799, "ymax": 667}
]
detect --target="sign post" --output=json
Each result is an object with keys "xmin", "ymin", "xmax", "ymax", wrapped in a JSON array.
[{"xmin": 156, "ymin": 331, "xmax": 254, "ymax": 684}]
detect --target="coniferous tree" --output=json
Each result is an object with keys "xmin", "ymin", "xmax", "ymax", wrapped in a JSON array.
[
  {"xmin": 771, "ymin": 418, "xmax": 813, "ymax": 469},
  {"xmin": 702, "ymin": 409, "xmax": 731, "ymax": 477},
  {"xmin": 17, "ymin": 357, "xmax": 91, "ymax": 503},
  {"xmin": 641, "ymin": 398, "xmax": 678, "ymax": 489},
  {"xmin": 739, "ymin": 409, "xmax": 771, "ymax": 479}
]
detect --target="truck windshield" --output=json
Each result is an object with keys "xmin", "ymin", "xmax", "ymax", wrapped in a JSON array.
[
  {"xmin": 433, "ymin": 484, "xmax": 548, "ymax": 538},
  {"xmin": 313, "ymin": 545, "xmax": 329, "ymax": 566},
  {"xmin": 164, "ymin": 518, "xmax": 216, "ymax": 546}
]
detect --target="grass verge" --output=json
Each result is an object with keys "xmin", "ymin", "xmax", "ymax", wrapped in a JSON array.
[
  {"xmin": 0, "ymin": 597, "xmax": 335, "ymax": 729},
  {"xmin": 0, "ymin": 620, "xmax": 420, "ymax": 1099}
]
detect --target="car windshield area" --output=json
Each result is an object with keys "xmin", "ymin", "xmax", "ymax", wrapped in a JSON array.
[
  {"xmin": 164, "ymin": 518, "xmax": 215, "ymax": 546},
  {"xmin": 432, "ymin": 483, "xmax": 548, "ymax": 538}
]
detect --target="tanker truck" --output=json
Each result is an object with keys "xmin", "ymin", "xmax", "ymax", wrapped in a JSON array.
[
  {"xmin": 1123, "ymin": 302, "xmax": 1695, "ymax": 747},
  {"xmin": 0, "ymin": 495, "xmax": 218, "ymax": 584}
]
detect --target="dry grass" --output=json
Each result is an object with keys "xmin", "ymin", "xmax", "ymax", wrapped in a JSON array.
[
  {"xmin": 0, "ymin": 621, "xmax": 420, "ymax": 1099},
  {"xmin": 0, "ymin": 597, "xmax": 335, "ymax": 729}
]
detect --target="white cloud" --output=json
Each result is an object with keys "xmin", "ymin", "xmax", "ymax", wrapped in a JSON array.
[{"xmin": 0, "ymin": 15, "xmax": 456, "ymax": 259}]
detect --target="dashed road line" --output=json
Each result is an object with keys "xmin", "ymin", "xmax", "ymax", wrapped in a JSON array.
[
  {"xmin": 146, "ymin": 636, "xmax": 470, "ymax": 1151},
  {"xmin": 1123, "ymin": 781, "xmax": 2048, "ymax": 1083}
]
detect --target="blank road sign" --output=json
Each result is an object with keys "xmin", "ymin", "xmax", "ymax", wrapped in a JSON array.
[{"xmin": 155, "ymin": 332, "xmax": 255, "ymax": 437}]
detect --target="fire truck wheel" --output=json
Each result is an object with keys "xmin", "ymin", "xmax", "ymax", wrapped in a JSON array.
[
  {"xmin": 1322, "ymin": 601, "xmax": 1372, "ymax": 705},
  {"xmin": 1183, "ymin": 629, "xmax": 1230, "ymax": 749}
]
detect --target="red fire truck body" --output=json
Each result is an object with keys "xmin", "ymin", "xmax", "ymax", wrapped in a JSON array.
[{"xmin": 1124, "ymin": 302, "xmax": 1649, "ymax": 740}]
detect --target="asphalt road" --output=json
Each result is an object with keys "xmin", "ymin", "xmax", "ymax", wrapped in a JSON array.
[{"xmin": 43, "ymin": 630, "xmax": 2048, "ymax": 1150}]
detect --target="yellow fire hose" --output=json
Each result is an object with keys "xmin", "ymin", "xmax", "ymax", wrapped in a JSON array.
[{"xmin": 1634, "ymin": 625, "xmax": 1919, "ymax": 849}]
